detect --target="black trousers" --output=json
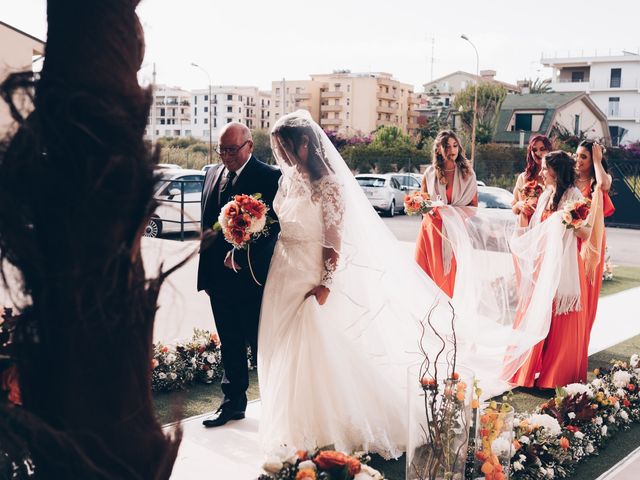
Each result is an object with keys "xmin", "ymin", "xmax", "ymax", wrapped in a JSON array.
[{"xmin": 209, "ymin": 287, "xmax": 262, "ymax": 412}]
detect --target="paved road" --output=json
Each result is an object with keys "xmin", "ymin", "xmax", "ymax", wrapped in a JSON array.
[{"xmin": 382, "ymin": 214, "xmax": 640, "ymax": 267}]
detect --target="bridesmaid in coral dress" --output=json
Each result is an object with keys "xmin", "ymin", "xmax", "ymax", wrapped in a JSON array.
[
  {"xmin": 415, "ymin": 130, "xmax": 477, "ymax": 297},
  {"xmin": 575, "ymin": 141, "xmax": 615, "ymax": 373},
  {"xmin": 511, "ymin": 151, "xmax": 592, "ymax": 389},
  {"xmin": 512, "ymin": 135, "xmax": 552, "ymax": 227}
]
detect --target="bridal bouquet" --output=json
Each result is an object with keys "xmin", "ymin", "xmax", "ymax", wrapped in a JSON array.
[
  {"xmin": 214, "ymin": 193, "xmax": 272, "ymax": 249},
  {"xmin": 404, "ymin": 191, "xmax": 436, "ymax": 215},
  {"xmin": 561, "ymin": 198, "xmax": 591, "ymax": 229}
]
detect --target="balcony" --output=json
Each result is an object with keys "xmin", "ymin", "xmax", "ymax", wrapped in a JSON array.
[
  {"xmin": 293, "ymin": 92, "xmax": 311, "ymax": 100},
  {"xmin": 377, "ymin": 90, "xmax": 398, "ymax": 100},
  {"xmin": 607, "ymin": 107, "xmax": 640, "ymax": 121},
  {"xmin": 321, "ymin": 91, "xmax": 344, "ymax": 99},
  {"xmin": 552, "ymin": 78, "xmax": 640, "ymax": 93},
  {"xmin": 376, "ymin": 105, "xmax": 397, "ymax": 114},
  {"xmin": 321, "ymin": 105, "xmax": 343, "ymax": 113},
  {"xmin": 320, "ymin": 118, "xmax": 342, "ymax": 126}
]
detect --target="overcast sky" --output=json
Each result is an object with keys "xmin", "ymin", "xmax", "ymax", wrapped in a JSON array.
[{"xmin": 5, "ymin": 0, "xmax": 640, "ymax": 92}]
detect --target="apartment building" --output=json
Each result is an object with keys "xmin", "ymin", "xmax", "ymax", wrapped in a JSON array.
[
  {"xmin": 270, "ymin": 72, "xmax": 419, "ymax": 136},
  {"xmin": 191, "ymin": 86, "xmax": 260, "ymax": 142},
  {"xmin": 542, "ymin": 50, "xmax": 640, "ymax": 145},
  {"xmin": 145, "ymin": 85, "xmax": 192, "ymax": 139},
  {"xmin": 258, "ymin": 90, "xmax": 272, "ymax": 130},
  {"xmin": 0, "ymin": 21, "xmax": 45, "ymax": 136}
]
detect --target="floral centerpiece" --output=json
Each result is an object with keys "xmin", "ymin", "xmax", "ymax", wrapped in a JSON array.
[
  {"xmin": 259, "ymin": 445, "xmax": 384, "ymax": 480},
  {"xmin": 560, "ymin": 198, "xmax": 590, "ymax": 230}
]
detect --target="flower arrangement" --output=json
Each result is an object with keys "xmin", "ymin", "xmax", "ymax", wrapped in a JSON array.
[
  {"xmin": 520, "ymin": 180, "xmax": 544, "ymax": 214},
  {"xmin": 508, "ymin": 354, "xmax": 640, "ymax": 479},
  {"xmin": 408, "ymin": 305, "xmax": 474, "ymax": 480},
  {"xmin": 259, "ymin": 445, "xmax": 384, "ymax": 480},
  {"xmin": 475, "ymin": 401, "xmax": 515, "ymax": 480},
  {"xmin": 560, "ymin": 198, "xmax": 590, "ymax": 229},
  {"xmin": 150, "ymin": 328, "xmax": 251, "ymax": 392},
  {"xmin": 404, "ymin": 191, "xmax": 435, "ymax": 216},
  {"xmin": 215, "ymin": 193, "xmax": 272, "ymax": 249}
]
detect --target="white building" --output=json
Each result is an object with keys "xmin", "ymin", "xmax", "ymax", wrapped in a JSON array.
[
  {"xmin": 191, "ymin": 86, "xmax": 261, "ymax": 142},
  {"xmin": 0, "ymin": 21, "xmax": 45, "ymax": 137},
  {"xmin": 542, "ymin": 50, "xmax": 640, "ymax": 145},
  {"xmin": 258, "ymin": 90, "xmax": 272, "ymax": 130},
  {"xmin": 145, "ymin": 85, "xmax": 192, "ymax": 139}
]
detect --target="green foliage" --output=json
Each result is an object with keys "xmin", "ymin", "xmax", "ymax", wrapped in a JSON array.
[
  {"xmin": 251, "ymin": 129, "xmax": 274, "ymax": 164},
  {"xmin": 453, "ymin": 83, "xmax": 508, "ymax": 144},
  {"xmin": 341, "ymin": 142, "xmax": 430, "ymax": 173},
  {"xmin": 474, "ymin": 143, "xmax": 527, "ymax": 190},
  {"xmin": 416, "ymin": 115, "xmax": 450, "ymax": 149},
  {"xmin": 528, "ymin": 77, "xmax": 553, "ymax": 94},
  {"xmin": 371, "ymin": 125, "xmax": 413, "ymax": 149}
]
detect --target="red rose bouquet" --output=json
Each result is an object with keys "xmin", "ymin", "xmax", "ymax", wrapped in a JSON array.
[{"xmin": 561, "ymin": 198, "xmax": 591, "ymax": 229}]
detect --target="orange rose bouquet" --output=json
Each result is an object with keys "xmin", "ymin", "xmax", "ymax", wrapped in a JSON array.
[
  {"xmin": 214, "ymin": 193, "xmax": 272, "ymax": 249},
  {"xmin": 404, "ymin": 191, "xmax": 439, "ymax": 215},
  {"xmin": 561, "ymin": 198, "xmax": 591, "ymax": 229},
  {"xmin": 520, "ymin": 180, "xmax": 544, "ymax": 213}
]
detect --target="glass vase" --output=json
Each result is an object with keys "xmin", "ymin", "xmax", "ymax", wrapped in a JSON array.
[
  {"xmin": 406, "ymin": 362, "xmax": 475, "ymax": 480},
  {"xmin": 472, "ymin": 402, "xmax": 515, "ymax": 480}
]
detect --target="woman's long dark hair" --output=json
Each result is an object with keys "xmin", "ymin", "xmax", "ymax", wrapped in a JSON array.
[
  {"xmin": 577, "ymin": 140, "xmax": 610, "ymax": 192},
  {"xmin": 272, "ymin": 123, "xmax": 333, "ymax": 181},
  {"xmin": 525, "ymin": 135, "xmax": 553, "ymax": 182},
  {"xmin": 432, "ymin": 130, "xmax": 472, "ymax": 183},
  {"xmin": 545, "ymin": 150, "xmax": 576, "ymax": 211}
]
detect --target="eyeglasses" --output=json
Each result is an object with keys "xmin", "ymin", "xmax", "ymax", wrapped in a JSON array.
[{"xmin": 216, "ymin": 140, "xmax": 250, "ymax": 156}]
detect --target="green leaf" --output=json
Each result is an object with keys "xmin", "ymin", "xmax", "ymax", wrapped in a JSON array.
[{"xmin": 212, "ymin": 221, "xmax": 221, "ymax": 231}]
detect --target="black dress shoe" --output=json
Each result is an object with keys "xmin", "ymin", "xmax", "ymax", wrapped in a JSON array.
[{"xmin": 202, "ymin": 409, "xmax": 245, "ymax": 428}]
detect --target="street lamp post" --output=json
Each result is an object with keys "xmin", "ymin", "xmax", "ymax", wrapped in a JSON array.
[
  {"xmin": 461, "ymin": 34, "xmax": 479, "ymax": 165},
  {"xmin": 191, "ymin": 62, "xmax": 213, "ymax": 164}
]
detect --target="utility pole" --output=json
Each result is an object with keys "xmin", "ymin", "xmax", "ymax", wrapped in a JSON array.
[
  {"xmin": 461, "ymin": 34, "xmax": 479, "ymax": 165},
  {"xmin": 151, "ymin": 62, "xmax": 156, "ymax": 146}
]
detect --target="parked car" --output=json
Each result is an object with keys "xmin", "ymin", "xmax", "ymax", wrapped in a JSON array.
[
  {"xmin": 156, "ymin": 163, "xmax": 182, "ymax": 170},
  {"xmin": 477, "ymin": 186, "xmax": 513, "ymax": 209},
  {"xmin": 144, "ymin": 169, "xmax": 205, "ymax": 237},
  {"xmin": 201, "ymin": 163, "xmax": 219, "ymax": 173},
  {"xmin": 355, "ymin": 173, "xmax": 419, "ymax": 217}
]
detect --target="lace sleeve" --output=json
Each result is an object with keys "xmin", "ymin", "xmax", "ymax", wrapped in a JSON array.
[{"xmin": 314, "ymin": 176, "xmax": 345, "ymax": 287}]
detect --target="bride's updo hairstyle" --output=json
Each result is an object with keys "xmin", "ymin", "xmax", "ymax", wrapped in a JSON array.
[
  {"xmin": 272, "ymin": 119, "xmax": 334, "ymax": 181},
  {"xmin": 545, "ymin": 150, "xmax": 576, "ymax": 211}
]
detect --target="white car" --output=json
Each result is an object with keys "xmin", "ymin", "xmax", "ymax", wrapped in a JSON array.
[
  {"xmin": 144, "ymin": 169, "xmax": 205, "ymax": 237},
  {"xmin": 355, "ymin": 173, "xmax": 420, "ymax": 217},
  {"xmin": 156, "ymin": 163, "xmax": 182, "ymax": 170}
]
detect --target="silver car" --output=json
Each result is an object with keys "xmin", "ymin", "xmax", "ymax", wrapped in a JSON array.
[{"xmin": 355, "ymin": 173, "xmax": 420, "ymax": 217}]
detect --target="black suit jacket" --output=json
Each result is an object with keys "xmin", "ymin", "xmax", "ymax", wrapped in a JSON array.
[{"xmin": 197, "ymin": 156, "xmax": 281, "ymax": 296}]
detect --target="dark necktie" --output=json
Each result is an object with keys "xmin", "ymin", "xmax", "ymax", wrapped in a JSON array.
[{"xmin": 219, "ymin": 170, "xmax": 236, "ymax": 204}]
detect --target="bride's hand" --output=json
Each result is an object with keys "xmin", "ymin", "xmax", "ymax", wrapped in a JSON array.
[{"xmin": 304, "ymin": 285, "xmax": 330, "ymax": 305}]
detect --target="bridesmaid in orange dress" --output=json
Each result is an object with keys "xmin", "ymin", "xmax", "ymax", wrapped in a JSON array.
[
  {"xmin": 575, "ymin": 141, "xmax": 615, "ymax": 373},
  {"xmin": 512, "ymin": 135, "xmax": 552, "ymax": 227},
  {"xmin": 415, "ymin": 130, "xmax": 477, "ymax": 297},
  {"xmin": 511, "ymin": 151, "xmax": 592, "ymax": 389}
]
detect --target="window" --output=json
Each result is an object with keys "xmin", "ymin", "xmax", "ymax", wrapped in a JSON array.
[
  {"xmin": 204, "ymin": 95, "xmax": 208, "ymax": 101},
  {"xmin": 514, "ymin": 113, "xmax": 533, "ymax": 131},
  {"xmin": 227, "ymin": 106, "xmax": 233, "ymax": 112},
  {"xmin": 444, "ymin": 98, "xmax": 450, "ymax": 106},
  {"xmin": 574, "ymin": 114, "xmax": 580, "ymax": 135},
  {"xmin": 609, "ymin": 125, "xmax": 627, "ymax": 146},
  {"xmin": 194, "ymin": 107, "xmax": 197, "ymax": 115},
  {"xmin": 239, "ymin": 95, "xmax": 243, "ymax": 101},
  {"xmin": 347, "ymin": 85, "xmax": 350, "ymax": 93},
  {"xmin": 227, "ymin": 94, "xmax": 233, "ymax": 101},
  {"xmin": 346, "ymin": 112, "xmax": 350, "ymax": 120},
  {"xmin": 347, "ymin": 98, "xmax": 350, "ymax": 106},
  {"xmin": 608, "ymin": 97, "xmax": 620, "ymax": 116},
  {"xmin": 334, "ymin": 83, "xmax": 341, "ymax": 91},
  {"xmin": 160, "ymin": 119, "xmax": 165, "ymax": 125},
  {"xmin": 185, "ymin": 130, "xmax": 191, "ymax": 136},
  {"xmin": 202, "ymin": 129, "xmax": 209, "ymax": 138},
  {"xmin": 204, "ymin": 117, "xmax": 208, "ymax": 124},
  {"xmin": 204, "ymin": 106, "xmax": 208, "ymax": 113},
  {"xmin": 214, "ymin": 118, "xmax": 217, "ymax": 128},
  {"xmin": 194, "ymin": 118, "xmax": 197, "ymax": 124},
  {"xmin": 610, "ymin": 68, "xmax": 622, "ymax": 88},
  {"xmin": 571, "ymin": 71, "xmax": 584, "ymax": 82},
  {"xmin": 227, "ymin": 118, "xmax": 232, "ymax": 123},
  {"xmin": 275, "ymin": 88, "xmax": 280, "ymax": 95},
  {"xmin": 160, "ymin": 108, "xmax": 165, "ymax": 116},
  {"xmin": 194, "ymin": 96, "xmax": 197, "ymax": 104}
]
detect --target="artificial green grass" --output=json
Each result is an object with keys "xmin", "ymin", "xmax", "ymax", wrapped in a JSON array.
[{"xmin": 600, "ymin": 266, "xmax": 640, "ymax": 297}]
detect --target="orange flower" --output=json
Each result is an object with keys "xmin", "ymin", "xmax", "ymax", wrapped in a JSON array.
[
  {"xmin": 471, "ymin": 399, "xmax": 480, "ymax": 409},
  {"xmin": 608, "ymin": 396, "xmax": 618, "ymax": 405},
  {"xmin": 161, "ymin": 346, "xmax": 169, "ymax": 353},
  {"xmin": 627, "ymin": 383, "xmax": 635, "ymax": 392},
  {"xmin": 559, "ymin": 436, "xmax": 570, "ymax": 451},
  {"xmin": 512, "ymin": 440, "xmax": 521, "ymax": 451},
  {"xmin": 451, "ymin": 372, "xmax": 460, "ymax": 380},
  {"xmin": 296, "ymin": 450, "xmax": 308, "ymax": 461},
  {"xmin": 420, "ymin": 377, "xmax": 436, "ymax": 388},
  {"xmin": 456, "ymin": 390, "xmax": 466, "ymax": 402},
  {"xmin": 314, "ymin": 451, "xmax": 361, "ymax": 476},
  {"xmin": 152, "ymin": 358, "xmax": 159, "ymax": 369},
  {"xmin": 295, "ymin": 469, "xmax": 316, "ymax": 480}
]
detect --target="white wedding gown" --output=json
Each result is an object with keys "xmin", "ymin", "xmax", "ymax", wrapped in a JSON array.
[{"xmin": 258, "ymin": 177, "xmax": 411, "ymax": 459}]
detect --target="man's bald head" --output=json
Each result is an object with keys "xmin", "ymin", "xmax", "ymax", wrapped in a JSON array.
[{"xmin": 217, "ymin": 122, "xmax": 254, "ymax": 172}]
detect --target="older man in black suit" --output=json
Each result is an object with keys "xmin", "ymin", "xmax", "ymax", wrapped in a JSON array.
[{"xmin": 197, "ymin": 122, "xmax": 280, "ymax": 427}]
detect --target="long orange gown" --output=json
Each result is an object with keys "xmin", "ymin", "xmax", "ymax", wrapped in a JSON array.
[
  {"xmin": 579, "ymin": 186, "xmax": 615, "ymax": 374},
  {"xmin": 415, "ymin": 183, "xmax": 457, "ymax": 297},
  {"xmin": 511, "ymin": 210, "xmax": 589, "ymax": 389}
]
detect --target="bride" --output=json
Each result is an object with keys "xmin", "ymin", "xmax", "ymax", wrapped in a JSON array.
[{"xmin": 257, "ymin": 110, "xmax": 453, "ymax": 458}]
